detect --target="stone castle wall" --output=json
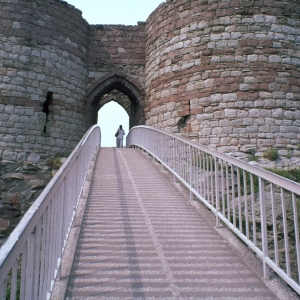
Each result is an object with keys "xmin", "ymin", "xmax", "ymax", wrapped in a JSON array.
[
  {"xmin": 0, "ymin": 0, "xmax": 147, "ymax": 240},
  {"xmin": 0, "ymin": 0, "xmax": 91, "ymax": 240},
  {"xmin": 0, "ymin": 0, "xmax": 300, "ymax": 242},
  {"xmin": 145, "ymin": 0, "xmax": 300, "ymax": 165},
  {"xmin": 87, "ymin": 23, "xmax": 146, "ymax": 127},
  {"xmin": 0, "ymin": 0, "xmax": 90, "ymax": 159}
]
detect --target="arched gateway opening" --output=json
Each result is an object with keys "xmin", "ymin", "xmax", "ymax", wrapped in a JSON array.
[
  {"xmin": 97, "ymin": 98, "xmax": 129, "ymax": 147},
  {"xmin": 86, "ymin": 73, "xmax": 146, "ymax": 129}
]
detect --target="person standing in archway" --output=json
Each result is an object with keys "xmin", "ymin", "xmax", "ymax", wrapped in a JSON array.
[{"xmin": 115, "ymin": 125, "xmax": 125, "ymax": 148}]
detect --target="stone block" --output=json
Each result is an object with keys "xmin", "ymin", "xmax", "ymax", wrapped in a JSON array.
[
  {"xmin": 2, "ymin": 150, "xmax": 18, "ymax": 161},
  {"xmin": 196, "ymin": 113, "xmax": 213, "ymax": 121},
  {"xmin": 211, "ymin": 94, "xmax": 222, "ymax": 102},
  {"xmin": 253, "ymin": 15, "xmax": 265, "ymax": 23},
  {"xmin": 224, "ymin": 109, "xmax": 237, "ymax": 118},
  {"xmin": 239, "ymin": 84, "xmax": 250, "ymax": 91},
  {"xmin": 266, "ymin": 16, "xmax": 276, "ymax": 23},
  {"xmin": 204, "ymin": 79, "xmax": 214, "ymax": 88},
  {"xmin": 27, "ymin": 152, "xmax": 40, "ymax": 163},
  {"xmin": 222, "ymin": 93, "xmax": 237, "ymax": 102}
]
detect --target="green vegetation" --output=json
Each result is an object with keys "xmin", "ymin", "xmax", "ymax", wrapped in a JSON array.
[
  {"xmin": 6, "ymin": 267, "xmax": 21, "ymax": 300},
  {"xmin": 46, "ymin": 156, "xmax": 63, "ymax": 170},
  {"xmin": 264, "ymin": 149, "xmax": 279, "ymax": 161},
  {"xmin": 266, "ymin": 168, "xmax": 300, "ymax": 184},
  {"xmin": 239, "ymin": 170, "xmax": 259, "ymax": 195},
  {"xmin": 249, "ymin": 154, "xmax": 259, "ymax": 161},
  {"xmin": 248, "ymin": 149, "xmax": 259, "ymax": 162}
]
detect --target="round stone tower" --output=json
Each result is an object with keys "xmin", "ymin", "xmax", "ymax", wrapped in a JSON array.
[
  {"xmin": 0, "ymin": 0, "xmax": 90, "ymax": 159},
  {"xmin": 145, "ymin": 0, "xmax": 300, "ymax": 166},
  {"xmin": 0, "ymin": 0, "xmax": 91, "ymax": 239}
]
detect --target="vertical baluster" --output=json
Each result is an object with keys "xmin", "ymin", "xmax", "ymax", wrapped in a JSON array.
[
  {"xmin": 292, "ymin": 193, "xmax": 300, "ymax": 284},
  {"xmin": 251, "ymin": 174, "xmax": 257, "ymax": 247},
  {"xmin": 10, "ymin": 260, "xmax": 18, "ymax": 300},
  {"xmin": 182, "ymin": 143, "xmax": 184, "ymax": 181},
  {"xmin": 206, "ymin": 154, "xmax": 210, "ymax": 204},
  {"xmin": 198, "ymin": 150, "xmax": 202, "ymax": 196},
  {"xmin": 56, "ymin": 185, "xmax": 64, "ymax": 281},
  {"xmin": 259, "ymin": 178, "xmax": 269, "ymax": 279},
  {"xmin": 243, "ymin": 170, "xmax": 249, "ymax": 239},
  {"xmin": 231, "ymin": 165, "xmax": 236, "ymax": 227},
  {"xmin": 161, "ymin": 133, "xmax": 164, "ymax": 167},
  {"xmin": 210, "ymin": 155, "xmax": 214, "ymax": 206},
  {"xmin": 172, "ymin": 138, "xmax": 175, "ymax": 183},
  {"xmin": 206, "ymin": 154, "xmax": 210, "ymax": 203},
  {"xmin": 183, "ymin": 142, "xmax": 185, "ymax": 181},
  {"xmin": 39, "ymin": 209, "xmax": 48, "ymax": 298},
  {"xmin": 50, "ymin": 195, "xmax": 58, "ymax": 293},
  {"xmin": 25, "ymin": 230, "xmax": 36, "ymax": 300},
  {"xmin": 33, "ymin": 219, "xmax": 42, "ymax": 300},
  {"xmin": 178, "ymin": 141, "xmax": 181, "ymax": 179},
  {"xmin": 183, "ymin": 143, "xmax": 185, "ymax": 181},
  {"xmin": 153, "ymin": 129, "xmax": 155, "ymax": 157},
  {"xmin": 270, "ymin": 183, "xmax": 279, "ymax": 267},
  {"xmin": 215, "ymin": 157, "xmax": 220, "ymax": 227},
  {"xmin": 52, "ymin": 190, "xmax": 59, "ymax": 282},
  {"xmin": 189, "ymin": 145, "xmax": 192, "ymax": 200},
  {"xmin": 196, "ymin": 149, "xmax": 200, "ymax": 195},
  {"xmin": 45, "ymin": 201, "xmax": 53, "ymax": 297},
  {"xmin": 221, "ymin": 160, "xmax": 225, "ymax": 216},
  {"xmin": 63, "ymin": 175, "xmax": 68, "ymax": 247},
  {"xmin": 225, "ymin": 162, "xmax": 230, "ymax": 222},
  {"xmin": 19, "ymin": 243, "xmax": 28, "ymax": 300},
  {"xmin": 0, "ymin": 278, "xmax": 7, "ymax": 300},
  {"xmin": 281, "ymin": 188, "xmax": 291, "ymax": 278},
  {"xmin": 237, "ymin": 168, "xmax": 242, "ymax": 232},
  {"xmin": 203, "ymin": 153, "xmax": 207, "ymax": 201}
]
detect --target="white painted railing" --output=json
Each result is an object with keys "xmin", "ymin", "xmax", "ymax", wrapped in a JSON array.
[
  {"xmin": 0, "ymin": 125, "xmax": 101, "ymax": 300},
  {"xmin": 127, "ymin": 125, "xmax": 300, "ymax": 295}
]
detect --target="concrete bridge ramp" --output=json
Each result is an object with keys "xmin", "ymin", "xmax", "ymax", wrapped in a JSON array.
[{"xmin": 65, "ymin": 148, "xmax": 278, "ymax": 299}]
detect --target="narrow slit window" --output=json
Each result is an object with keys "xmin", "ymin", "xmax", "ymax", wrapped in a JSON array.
[{"xmin": 42, "ymin": 92, "xmax": 53, "ymax": 133}]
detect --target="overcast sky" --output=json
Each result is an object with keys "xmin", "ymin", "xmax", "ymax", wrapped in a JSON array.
[{"xmin": 65, "ymin": 0, "xmax": 164, "ymax": 146}]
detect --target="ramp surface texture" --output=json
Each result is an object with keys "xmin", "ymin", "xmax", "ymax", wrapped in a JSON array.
[{"xmin": 66, "ymin": 148, "xmax": 276, "ymax": 299}]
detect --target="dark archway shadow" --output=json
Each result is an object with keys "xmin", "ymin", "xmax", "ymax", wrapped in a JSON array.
[{"xmin": 86, "ymin": 72, "xmax": 146, "ymax": 129}]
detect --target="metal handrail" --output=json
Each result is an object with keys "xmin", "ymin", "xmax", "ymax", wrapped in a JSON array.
[
  {"xmin": 0, "ymin": 125, "xmax": 101, "ymax": 300},
  {"xmin": 127, "ymin": 125, "xmax": 300, "ymax": 295}
]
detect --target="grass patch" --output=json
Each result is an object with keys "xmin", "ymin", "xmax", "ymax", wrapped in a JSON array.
[
  {"xmin": 46, "ymin": 156, "xmax": 63, "ymax": 170},
  {"xmin": 264, "ymin": 149, "xmax": 279, "ymax": 161}
]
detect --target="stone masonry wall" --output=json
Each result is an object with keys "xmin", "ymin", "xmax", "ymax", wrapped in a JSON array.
[
  {"xmin": 0, "ymin": 0, "xmax": 90, "ymax": 158},
  {"xmin": 145, "ymin": 0, "xmax": 300, "ymax": 167},
  {"xmin": 0, "ymin": 0, "xmax": 148, "ymax": 242},
  {"xmin": 1, "ymin": 0, "xmax": 300, "ymax": 243},
  {"xmin": 0, "ymin": 0, "xmax": 90, "ymax": 242},
  {"xmin": 86, "ymin": 24, "xmax": 146, "ymax": 127}
]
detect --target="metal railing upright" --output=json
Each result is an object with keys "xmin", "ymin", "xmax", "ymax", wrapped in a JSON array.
[
  {"xmin": 127, "ymin": 125, "xmax": 300, "ymax": 295},
  {"xmin": 0, "ymin": 125, "xmax": 101, "ymax": 300}
]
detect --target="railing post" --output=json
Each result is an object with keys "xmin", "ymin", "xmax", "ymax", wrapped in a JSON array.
[
  {"xmin": 189, "ymin": 145, "xmax": 192, "ymax": 201},
  {"xmin": 153, "ymin": 129, "xmax": 155, "ymax": 161},
  {"xmin": 259, "ymin": 177, "xmax": 270, "ymax": 279},
  {"xmin": 172, "ymin": 138, "xmax": 176, "ymax": 183},
  {"xmin": 214, "ymin": 157, "xmax": 221, "ymax": 227}
]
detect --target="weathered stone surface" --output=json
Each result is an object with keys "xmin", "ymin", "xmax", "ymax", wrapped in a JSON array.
[
  {"xmin": 27, "ymin": 152, "xmax": 40, "ymax": 163},
  {"xmin": 0, "ymin": 0, "xmax": 300, "ymax": 244},
  {"xmin": 145, "ymin": 0, "xmax": 300, "ymax": 168}
]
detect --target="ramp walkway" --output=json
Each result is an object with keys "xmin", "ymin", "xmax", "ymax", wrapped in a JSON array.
[{"xmin": 65, "ymin": 148, "xmax": 277, "ymax": 299}]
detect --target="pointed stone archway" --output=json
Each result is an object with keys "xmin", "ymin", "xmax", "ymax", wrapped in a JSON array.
[{"xmin": 86, "ymin": 72, "xmax": 146, "ymax": 128}]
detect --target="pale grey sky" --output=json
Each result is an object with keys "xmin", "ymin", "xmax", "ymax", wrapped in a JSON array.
[
  {"xmin": 66, "ymin": 0, "xmax": 164, "ymax": 25},
  {"xmin": 66, "ymin": 0, "xmax": 164, "ymax": 146}
]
